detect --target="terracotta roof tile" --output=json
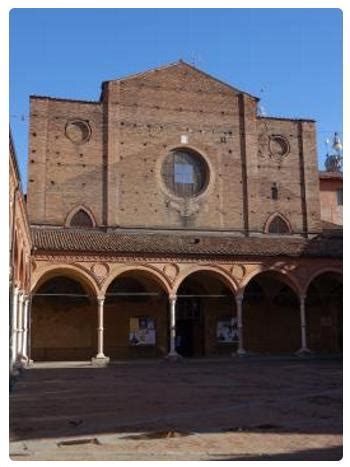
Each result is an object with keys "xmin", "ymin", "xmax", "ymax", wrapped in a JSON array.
[
  {"xmin": 319, "ymin": 171, "xmax": 343, "ymax": 180},
  {"xmin": 321, "ymin": 220, "xmax": 343, "ymax": 231},
  {"xmin": 31, "ymin": 227, "xmax": 342, "ymax": 258}
]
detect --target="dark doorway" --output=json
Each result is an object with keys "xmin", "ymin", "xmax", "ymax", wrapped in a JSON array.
[
  {"xmin": 306, "ymin": 272, "xmax": 342, "ymax": 353},
  {"xmin": 176, "ymin": 270, "xmax": 236, "ymax": 357},
  {"xmin": 176, "ymin": 297, "xmax": 202, "ymax": 357}
]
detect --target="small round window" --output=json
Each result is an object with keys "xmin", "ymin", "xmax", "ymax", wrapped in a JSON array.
[
  {"xmin": 65, "ymin": 120, "xmax": 91, "ymax": 144},
  {"xmin": 162, "ymin": 148, "xmax": 209, "ymax": 198},
  {"xmin": 268, "ymin": 135, "xmax": 290, "ymax": 158}
]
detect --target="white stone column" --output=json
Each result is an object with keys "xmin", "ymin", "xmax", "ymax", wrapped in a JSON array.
[
  {"xmin": 236, "ymin": 294, "xmax": 246, "ymax": 355},
  {"xmin": 92, "ymin": 297, "xmax": 110, "ymax": 366},
  {"xmin": 10, "ymin": 286, "xmax": 19, "ymax": 367},
  {"xmin": 17, "ymin": 292, "xmax": 25, "ymax": 358},
  {"xmin": 166, "ymin": 294, "xmax": 181, "ymax": 360},
  {"xmin": 21, "ymin": 295, "xmax": 30, "ymax": 361},
  {"xmin": 297, "ymin": 294, "xmax": 311, "ymax": 354}
]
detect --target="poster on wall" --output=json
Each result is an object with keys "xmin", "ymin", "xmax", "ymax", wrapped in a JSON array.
[
  {"xmin": 129, "ymin": 317, "xmax": 156, "ymax": 346},
  {"xmin": 216, "ymin": 317, "xmax": 239, "ymax": 343}
]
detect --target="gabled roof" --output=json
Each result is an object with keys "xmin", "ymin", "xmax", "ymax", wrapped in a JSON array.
[{"xmin": 103, "ymin": 60, "xmax": 259, "ymax": 101}]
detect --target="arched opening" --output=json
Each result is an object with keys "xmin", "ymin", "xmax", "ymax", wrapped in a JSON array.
[
  {"xmin": 243, "ymin": 271, "xmax": 300, "ymax": 353},
  {"xmin": 104, "ymin": 271, "xmax": 168, "ymax": 359},
  {"xmin": 176, "ymin": 271, "xmax": 236, "ymax": 357},
  {"xmin": 31, "ymin": 274, "xmax": 97, "ymax": 361},
  {"xmin": 266, "ymin": 214, "xmax": 291, "ymax": 234},
  {"xmin": 69, "ymin": 209, "xmax": 94, "ymax": 228},
  {"xmin": 306, "ymin": 271, "xmax": 342, "ymax": 352}
]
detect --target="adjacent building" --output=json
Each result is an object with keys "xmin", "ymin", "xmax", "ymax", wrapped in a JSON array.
[{"xmin": 9, "ymin": 132, "xmax": 32, "ymax": 373}]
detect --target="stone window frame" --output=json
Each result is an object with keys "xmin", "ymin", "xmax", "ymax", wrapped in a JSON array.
[
  {"xmin": 65, "ymin": 119, "xmax": 92, "ymax": 145},
  {"xmin": 158, "ymin": 145, "xmax": 214, "ymax": 202},
  {"xmin": 264, "ymin": 212, "xmax": 292, "ymax": 235},
  {"xmin": 65, "ymin": 205, "xmax": 97, "ymax": 228}
]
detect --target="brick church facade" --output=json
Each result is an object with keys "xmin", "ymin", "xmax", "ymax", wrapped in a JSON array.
[{"xmin": 11, "ymin": 61, "xmax": 342, "ymax": 365}]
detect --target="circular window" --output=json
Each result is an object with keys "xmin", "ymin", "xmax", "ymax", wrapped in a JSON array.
[
  {"xmin": 161, "ymin": 148, "xmax": 209, "ymax": 198},
  {"xmin": 65, "ymin": 120, "xmax": 91, "ymax": 144},
  {"xmin": 268, "ymin": 135, "xmax": 290, "ymax": 158}
]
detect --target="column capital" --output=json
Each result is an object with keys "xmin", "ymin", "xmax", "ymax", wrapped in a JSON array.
[
  {"xmin": 169, "ymin": 294, "xmax": 177, "ymax": 302},
  {"xmin": 97, "ymin": 296, "xmax": 105, "ymax": 303}
]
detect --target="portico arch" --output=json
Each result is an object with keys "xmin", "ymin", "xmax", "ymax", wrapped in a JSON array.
[
  {"xmin": 173, "ymin": 269, "xmax": 238, "ymax": 357},
  {"xmin": 305, "ymin": 270, "xmax": 342, "ymax": 352},
  {"xmin": 101, "ymin": 265, "xmax": 171, "ymax": 297},
  {"xmin": 242, "ymin": 270, "xmax": 301, "ymax": 353},
  {"xmin": 239, "ymin": 266, "xmax": 301, "ymax": 297},
  {"xmin": 103, "ymin": 268, "xmax": 169, "ymax": 359},
  {"xmin": 32, "ymin": 264, "xmax": 100, "ymax": 297},
  {"xmin": 31, "ymin": 267, "xmax": 98, "ymax": 361},
  {"xmin": 173, "ymin": 265, "xmax": 237, "ymax": 295},
  {"xmin": 303, "ymin": 268, "xmax": 342, "ymax": 297}
]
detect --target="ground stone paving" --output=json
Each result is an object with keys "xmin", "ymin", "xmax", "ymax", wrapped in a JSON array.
[{"xmin": 9, "ymin": 356, "xmax": 343, "ymax": 461}]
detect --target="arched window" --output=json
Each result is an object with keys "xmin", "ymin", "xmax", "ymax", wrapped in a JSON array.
[
  {"xmin": 69, "ymin": 209, "xmax": 94, "ymax": 228},
  {"xmin": 268, "ymin": 215, "xmax": 291, "ymax": 234}
]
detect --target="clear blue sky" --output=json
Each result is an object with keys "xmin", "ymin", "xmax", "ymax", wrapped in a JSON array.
[{"xmin": 10, "ymin": 8, "xmax": 342, "ymax": 189}]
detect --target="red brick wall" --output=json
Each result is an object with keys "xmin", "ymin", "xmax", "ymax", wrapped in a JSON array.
[
  {"xmin": 26, "ymin": 62, "xmax": 322, "ymax": 235},
  {"xmin": 27, "ymin": 97, "xmax": 104, "ymax": 225}
]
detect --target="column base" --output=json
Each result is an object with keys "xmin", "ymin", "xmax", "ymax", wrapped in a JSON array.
[
  {"xmin": 91, "ymin": 355, "xmax": 110, "ymax": 367},
  {"xmin": 13, "ymin": 358, "xmax": 26, "ymax": 372},
  {"xmin": 236, "ymin": 348, "xmax": 247, "ymax": 356},
  {"xmin": 295, "ymin": 348, "xmax": 312, "ymax": 356},
  {"xmin": 18, "ymin": 355, "xmax": 30, "ymax": 367},
  {"xmin": 164, "ymin": 352, "xmax": 183, "ymax": 362},
  {"xmin": 10, "ymin": 365, "xmax": 20, "ymax": 377}
]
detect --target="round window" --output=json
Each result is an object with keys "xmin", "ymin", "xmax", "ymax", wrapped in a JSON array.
[
  {"xmin": 268, "ymin": 135, "xmax": 290, "ymax": 158},
  {"xmin": 65, "ymin": 120, "xmax": 91, "ymax": 144},
  {"xmin": 161, "ymin": 148, "xmax": 209, "ymax": 198}
]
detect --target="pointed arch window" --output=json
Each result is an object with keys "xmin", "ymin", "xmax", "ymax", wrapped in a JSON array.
[
  {"xmin": 267, "ymin": 215, "xmax": 291, "ymax": 234},
  {"xmin": 69, "ymin": 209, "xmax": 94, "ymax": 228}
]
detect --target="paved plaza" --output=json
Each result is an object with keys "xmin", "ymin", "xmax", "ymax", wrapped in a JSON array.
[{"xmin": 10, "ymin": 356, "xmax": 342, "ymax": 461}]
